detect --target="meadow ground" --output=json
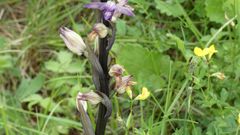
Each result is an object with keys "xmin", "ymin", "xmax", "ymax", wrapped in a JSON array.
[{"xmin": 0, "ymin": 0, "xmax": 240, "ymax": 135}]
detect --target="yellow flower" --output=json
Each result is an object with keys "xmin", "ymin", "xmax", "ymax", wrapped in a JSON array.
[
  {"xmin": 194, "ymin": 45, "xmax": 217, "ymax": 59},
  {"xmin": 237, "ymin": 113, "xmax": 240, "ymax": 125},
  {"xmin": 194, "ymin": 47, "xmax": 209, "ymax": 57},
  {"xmin": 126, "ymin": 86, "xmax": 132, "ymax": 99},
  {"xmin": 134, "ymin": 87, "xmax": 150, "ymax": 100},
  {"xmin": 207, "ymin": 45, "xmax": 218, "ymax": 59}
]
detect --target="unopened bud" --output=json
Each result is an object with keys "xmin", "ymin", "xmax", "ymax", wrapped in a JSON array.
[
  {"xmin": 126, "ymin": 86, "xmax": 132, "ymax": 99},
  {"xmin": 59, "ymin": 27, "xmax": 86, "ymax": 55},
  {"xmin": 109, "ymin": 64, "xmax": 125, "ymax": 77},
  {"xmin": 225, "ymin": 13, "xmax": 235, "ymax": 27}
]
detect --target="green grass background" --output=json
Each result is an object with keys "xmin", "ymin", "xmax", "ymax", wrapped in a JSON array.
[{"xmin": 0, "ymin": 0, "xmax": 240, "ymax": 134}]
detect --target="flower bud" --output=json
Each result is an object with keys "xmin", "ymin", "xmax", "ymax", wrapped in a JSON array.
[
  {"xmin": 59, "ymin": 27, "xmax": 86, "ymax": 55},
  {"xmin": 109, "ymin": 64, "xmax": 125, "ymax": 77},
  {"xmin": 126, "ymin": 86, "xmax": 132, "ymax": 99},
  {"xmin": 211, "ymin": 72, "xmax": 226, "ymax": 80}
]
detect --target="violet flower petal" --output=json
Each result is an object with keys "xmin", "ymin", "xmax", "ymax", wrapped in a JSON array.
[
  {"xmin": 104, "ymin": 11, "xmax": 114, "ymax": 20},
  {"xmin": 116, "ymin": 6, "xmax": 134, "ymax": 16},
  {"xmin": 117, "ymin": 0, "xmax": 128, "ymax": 6},
  {"xmin": 84, "ymin": 2, "xmax": 105, "ymax": 10},
  {"xmin": 103, "ymin": 1, "xmax": 116, "ymax": 11}
]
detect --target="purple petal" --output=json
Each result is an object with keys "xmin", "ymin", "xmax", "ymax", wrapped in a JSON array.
[
  {"xmin": 103, "ymin": 1, "xmax": 116, "ymax": 11},
  {"xmin": 118, "ymin": 0, "xmax": 128, "ymax": 6},
  {"xmin": 84, "ymin": 2, "xmax": 105, "ymax": 10},
  {"xmin": 116, "ymin": 6, "xmax": 134, "ymax": 16},
  {"xmin": 103, "ymin": 11, "xmax": 114, "ymax": 20}
]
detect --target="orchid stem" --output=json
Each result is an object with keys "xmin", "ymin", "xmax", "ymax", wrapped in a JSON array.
[{"xmin": 95, "ymin": 0, "xmax": 113, "ymax": 135}]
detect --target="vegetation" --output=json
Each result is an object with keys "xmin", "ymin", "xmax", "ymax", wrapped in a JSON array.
[{"xmin": 0, "ymin": 0, "xmax": 240, "ymax": 134}]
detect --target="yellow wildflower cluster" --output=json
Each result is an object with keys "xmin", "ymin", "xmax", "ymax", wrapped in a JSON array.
[{"xmin": 194, "ymin": 45, "xmax": 217, "ymax": 59}]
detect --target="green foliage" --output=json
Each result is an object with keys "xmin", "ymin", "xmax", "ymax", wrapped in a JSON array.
[
  {"xmin": 45, "ymin": 51, "xmax": 85, "ymax": 73},
  {"xmin": 155, "ymin": 0, "xmax": 184, "ymax": 17},
  {"xmin": 16, "ymin": 74, "xmax": 45, "ymax": 101},
  {"xmin": 114, "ymin": 44, "xmax": 170, "ymax": 89},
  {"xmin": 205, "ymin": 0, "xmax": 236, "ymax": 23}
]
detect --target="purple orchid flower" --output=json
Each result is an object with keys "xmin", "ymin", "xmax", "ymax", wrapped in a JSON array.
[{"xmin": 84, "ymin": 0, "xmax": 134, "ymax": 21}]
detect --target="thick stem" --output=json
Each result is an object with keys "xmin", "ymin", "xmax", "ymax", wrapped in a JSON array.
[{"xmin": 95, "ymin": 0, "xmax": 111, "ymax": 135}]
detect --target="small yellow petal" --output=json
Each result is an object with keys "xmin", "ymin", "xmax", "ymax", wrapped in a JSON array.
[
  {"xmin": 134, "ymin": 87, "xmax": 150, "ymax": 100},
  {"xmin": 237, "ymin": 113, "xmax": 240, "ymax": 125},
  {"xmin": 194, "ymin": 47, "xmax": 208, "ymax": 57},
  {"xmin": 126, "ymin": 87, "xmax": 132, "ymax": 99},
  {"xmin": 208, "ymin": 45, "xmax": 217, "ymax": 59}
]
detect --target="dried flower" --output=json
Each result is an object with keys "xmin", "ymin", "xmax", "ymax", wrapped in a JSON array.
[
  {"xmin": 115, "ymin": 75, "xmax": 136, "ymax": 94},
  {"xmin": 134, "ymin": 87, "xmax": 150, "ymax": 100},
  {"xmin": 59, "ymin": 27, "xmax": 86, "ymax": 55},
  {"xmin": 84, "ymin": 0, "xmax": 134, "ymax": 21},
  {"xmin": 211, "ymin": 72, "xmax": 226, "ymax": 80},
  {"xmin": 109, "ymin": 64, "xmax": 125, "ymax": 77},
  {"xmin": 76, "ymin": 91, "xmax": 103, "ymax": 111}
]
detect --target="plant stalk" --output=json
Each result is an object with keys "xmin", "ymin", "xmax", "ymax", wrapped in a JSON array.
[{"xmin": 95, "ymin": 0, "xmax": 111, "ymax": 135}]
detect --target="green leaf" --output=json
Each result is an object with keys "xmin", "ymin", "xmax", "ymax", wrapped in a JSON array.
[
  {"xmin": 155, "ymin": 0, "xmax": 184, "ymax": 17},
  {"xmin": 220, "ymin": 89, "xmax": 228, "ymax": 102},
  {"xmin": 22, "ymin": 94, "xmax": 43, "ymax": 109},
  {"xmin": 205, "ymin": 0, "xmax": 225, "ymax": 23},
  {"xmin": 116, "ymin": 20, "xmax": 126, "ymax": 36},
  {"xmin": 45, "ymin": 61, "xmax": 62, "ymax": 72},
  {"xmin": 45, "ymin": 51, "xmax": 84, "ymax": 73},
  {"xmin": 166, "ymin": 33, "xmax": 186, "ymax": 59},
  {"xmin": 66, "ymin": 61, "xmax": 84, "ymax": 73},
  {"xmin": 16, "ymin": 74, "xmax": 45, "ymax": 101},
  {"xmin": 205, "ymin": 0, "xmax": 235, "ymax": 23},
  {"xmin": 115, "ymin": 44, "xmax": 170, "ymax": 89},
  {"xmin": 0, "ymin": 36, "xmax": 6, "ymax": 48},
  {"xmin": 126, "ymin": 112, "xmax": 132, "ymax": 129},
  {"xmin": 0, "ymin": 55, "xmax": 13, "ymax": 74},
  {"xmin": 57, "ymin": 51, "xmax": 73, "ymax": 65},
  {"xmin": 39, "ymin": 97, "xmax": 62, "ymax": 112}
]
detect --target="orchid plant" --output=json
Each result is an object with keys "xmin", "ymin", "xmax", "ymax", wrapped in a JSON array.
[{"xmin": 59, "ymin": 0, "xmax": 149, "ymax": 135}]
